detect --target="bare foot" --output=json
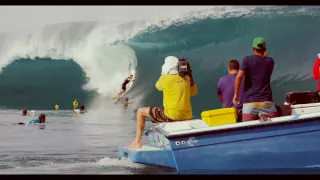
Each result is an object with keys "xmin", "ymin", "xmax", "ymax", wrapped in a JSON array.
[{"xmin": 127, "ymin": 141, "xmax": 142, "ymax": 149}]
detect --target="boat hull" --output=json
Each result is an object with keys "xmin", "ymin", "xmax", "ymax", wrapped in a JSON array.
[
  {"xmin": 119, "ymin": 118, "xmax": 320, "ymax": 171},
  {"xmin": 118, "ymin": 146, "xmax": 176, "ymax": 169},
  {"xmin": 170, "ymin": 119, "xmax": 320, "ymax": 171}
]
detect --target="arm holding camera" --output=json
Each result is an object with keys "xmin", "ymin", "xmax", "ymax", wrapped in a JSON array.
[
  {"xmin": 188, "ymin": 65, "xmax": 198, "ymax": 96},
  {"xmin": 188, "ymin": 69, "xmax": 194, "ymax": 87},
  {"xmin": 178, "ymin": 57, "xmax": 198, "ymax": 96}
]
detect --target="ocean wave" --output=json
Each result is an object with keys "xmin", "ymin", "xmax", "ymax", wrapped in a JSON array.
[{"xmin": 0, "ymin": 6, "xmax": 319, "ymax": 115}]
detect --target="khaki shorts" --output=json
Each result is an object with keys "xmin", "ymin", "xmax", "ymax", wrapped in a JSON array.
[
  {"xmin": 242, "ymin": 101, "xmax": 278, "ymax": 121},
  {"xmin": 149, "ymin": 107, "xmax": 174, "ymax": 123}
]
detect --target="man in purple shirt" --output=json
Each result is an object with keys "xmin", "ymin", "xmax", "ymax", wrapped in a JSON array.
[
  {"xmin": 217, "ymin": 60, "xmax": 244, "ymax": 122},
  {"xmin": 217, "ymin": 60, "xmax": 244, "ymax": 109},
  {"xmin": 233, "ymin": 37, "xmax": 278, "ymax": 121}
]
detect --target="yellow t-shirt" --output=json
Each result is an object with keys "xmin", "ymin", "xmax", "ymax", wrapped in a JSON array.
[{"xmin": 155, "ymin": 74, "xmax": 198, "ymax": 120}]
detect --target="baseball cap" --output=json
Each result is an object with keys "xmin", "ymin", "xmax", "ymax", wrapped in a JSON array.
[{"xmin": 253, "ymin": 37, "xmax": 266, "ymax": 49}]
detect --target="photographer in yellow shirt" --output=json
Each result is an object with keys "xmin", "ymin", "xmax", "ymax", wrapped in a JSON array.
[{"xmin": 128, "ymin": 56, "xmax": 198, "ymax": 149}]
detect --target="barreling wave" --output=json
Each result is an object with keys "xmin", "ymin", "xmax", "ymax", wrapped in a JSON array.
[{"xmin": 0, "ymin": 6, "xmax": 319, "ymax": 118}]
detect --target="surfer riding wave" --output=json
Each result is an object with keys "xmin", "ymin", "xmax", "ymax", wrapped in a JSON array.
[{"xmin": 115, "ymin": 74, "xmax": 135, "ymax": 99}]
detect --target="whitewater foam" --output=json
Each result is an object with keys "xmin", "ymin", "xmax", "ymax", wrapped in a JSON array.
[
  {"xmin": 98, "ymin": 157, "xmax": 148, "ymax": 169},
  {"xmin": 0, "ymin": 157, "xmax": 158, "ymax": 174}
]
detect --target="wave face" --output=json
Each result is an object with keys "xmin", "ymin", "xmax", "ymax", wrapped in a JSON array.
[{"xmin": 0, "ymin": 6, "xmax": 319, "ymax": 117}]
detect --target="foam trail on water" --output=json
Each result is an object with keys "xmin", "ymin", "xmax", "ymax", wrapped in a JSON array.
[{"xmin": 98, "ymin": 157, "xmax": 148, "ymax": 169}]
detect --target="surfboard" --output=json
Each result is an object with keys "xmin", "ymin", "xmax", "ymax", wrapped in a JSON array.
[
  {"xmin": 114, "ymin": 96, "xmax": 130, "ymax": 106},
  {"xmin": 113, "ymin": 96, "xmax": 122, "ymax": 104},
  {"xmin": 113, "ymin": 95, "xmax": 121, "ymax": 100}
]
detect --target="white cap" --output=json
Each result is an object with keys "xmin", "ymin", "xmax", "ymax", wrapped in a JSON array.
[
  {"xmin": 161, "ymin": 56, "xmax": 179, "ymax": 75},
  {"xmin": 318, "ymin": 53, "xmax": 320, "ymax": 58}
]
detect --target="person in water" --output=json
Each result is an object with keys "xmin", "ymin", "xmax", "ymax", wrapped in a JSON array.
[
  {"xmin": 128, "ymin": 56, "xmax": 198, "ymax": 149},
  {"xmin": 115, "ymin": 74, "xmax": 135, "ymax": 99},
  {"xmin": 80, "ymin": 104, "xmax": 85, "ymax": 113},
  {"xmin": 22, "ymin": 108, "xmax": 27, "ymax": 116},
  {"xmin": 18, "ymin": 114, "xmax": 46, "ymax": 125},
  {"xmin": 312, "ymin": 53, "xmax": 320, "ymax": 90},
  {"xmin": 73, "ymin": 104, "xmax": 85, "ymax": 114},
  {"xmin": 233, "ymin": 37, "xmax": 278, "ymax": 121},
  {"xmin": 217, "ymin": 60, "xmax": 244, "ymax": 122}
]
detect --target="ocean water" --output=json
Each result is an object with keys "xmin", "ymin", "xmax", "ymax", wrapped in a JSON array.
[
  {"xmin": 0, "ymin": 109, "xmax": 174, "ymax": 174},
  {"xmin": 1, "ymin": 6, "xmax": 320, "ymax": 174}
]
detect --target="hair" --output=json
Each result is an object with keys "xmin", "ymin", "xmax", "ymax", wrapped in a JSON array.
[
  {"xmin": 22, "ymin": 109, "xmax": 27, "ymax": 116},
  {"xmin": 39, "ymin": 114, "xmax": 46, "ymax": 123},
  {"xmin": 228, "ymin": 60, "xmax": 240, "ymax": 70},
  {"xmin": 80, "ymin": 105, "xmax": 85, "ymax": 110},
  {"xmin": 253, "ymin": 43, "xmax": 266, "ymax": 53}
]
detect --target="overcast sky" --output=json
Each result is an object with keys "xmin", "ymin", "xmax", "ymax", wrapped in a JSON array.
[{"xmin": 0, "ymin": 6, "xmax": 214, "ymax": 33}]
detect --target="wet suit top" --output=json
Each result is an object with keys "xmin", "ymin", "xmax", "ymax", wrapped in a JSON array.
[
  {"xmin": 27, "ymin": 119, "xmax": 40, "ymax": 124},
  {"xmin": 121, "ymin": 77, "xmax": 131, "ymax": 90}
]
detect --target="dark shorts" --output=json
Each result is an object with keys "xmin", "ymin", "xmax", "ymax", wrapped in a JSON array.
[
  {"xmin": 237, "ymin": 109, "xmax": 242, "ymax": 122},
  {"xmin": 149, "ymin": 107, "xmax": 174, "ymax": 123},
  {"xmin": 121, "ymin": 85, "xmax": 126, "ymax": 91}
]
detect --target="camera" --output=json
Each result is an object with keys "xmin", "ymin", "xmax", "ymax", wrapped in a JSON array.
[{"xmin": 178, "ymin": 57, "xmax": 191, "ymax": 76}]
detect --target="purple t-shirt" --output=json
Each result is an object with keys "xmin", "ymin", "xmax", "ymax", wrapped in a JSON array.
[
  {"xmin": 240, "ymin": 55, "xmax": 274, "ymax": 103},
  {"xmin": 217, "ymin": 73, "xmax": 244, "ymax": 109}
]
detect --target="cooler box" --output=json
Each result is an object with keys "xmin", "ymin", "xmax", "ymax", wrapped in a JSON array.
[
  {"xmin": 285, "ymin": 91, "xmax": 319, "ymax": 105},
  {"xmin": 201, "ymin": 107, "xmax": 237, "ymax": 126}
]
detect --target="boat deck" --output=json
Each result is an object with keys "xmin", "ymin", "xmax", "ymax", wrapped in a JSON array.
[{"xmin": 152, "ymin": 103, "xmax": 320, "ymax": 138}]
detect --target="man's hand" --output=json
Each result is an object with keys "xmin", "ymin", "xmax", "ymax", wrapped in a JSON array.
[
  {"xmin": 132, "ymin": 79, "xmax": 136, "ymax": 82},
  {"xmin": 233, "ymin": 70, "xmax": 245, "ymax": 105},
  {"xmin": 233, "ymin": 94, "xmax": 240, "ymax": 105}
]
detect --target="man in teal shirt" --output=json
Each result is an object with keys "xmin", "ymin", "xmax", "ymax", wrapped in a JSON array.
[{"xmin": 18, "ymin": 114, "xmax": 46, "ymax": 125}]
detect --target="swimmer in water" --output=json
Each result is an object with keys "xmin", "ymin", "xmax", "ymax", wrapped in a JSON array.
[
  {"xmin": 73, "ymin": 104, "xmax": 85, "ymax": 114},
  {"xmin": 80, "ymin": 104, "xmax": 85, "ymax": 112},
  {"xmin": 115, "ymin": 74, "xmax": 135, "ymax": 99},
  {"xmin": 22, "ymin": 108, "xmax": 27, "ymax": 116},
  {"xmin": 18, "ymin": 114, "xmax": 46, "ymax": 125}
]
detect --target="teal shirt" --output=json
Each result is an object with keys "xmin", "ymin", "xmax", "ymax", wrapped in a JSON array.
[{"xmin": 27, "ymin": 119, "xmax": 40, "ymax": 124}]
